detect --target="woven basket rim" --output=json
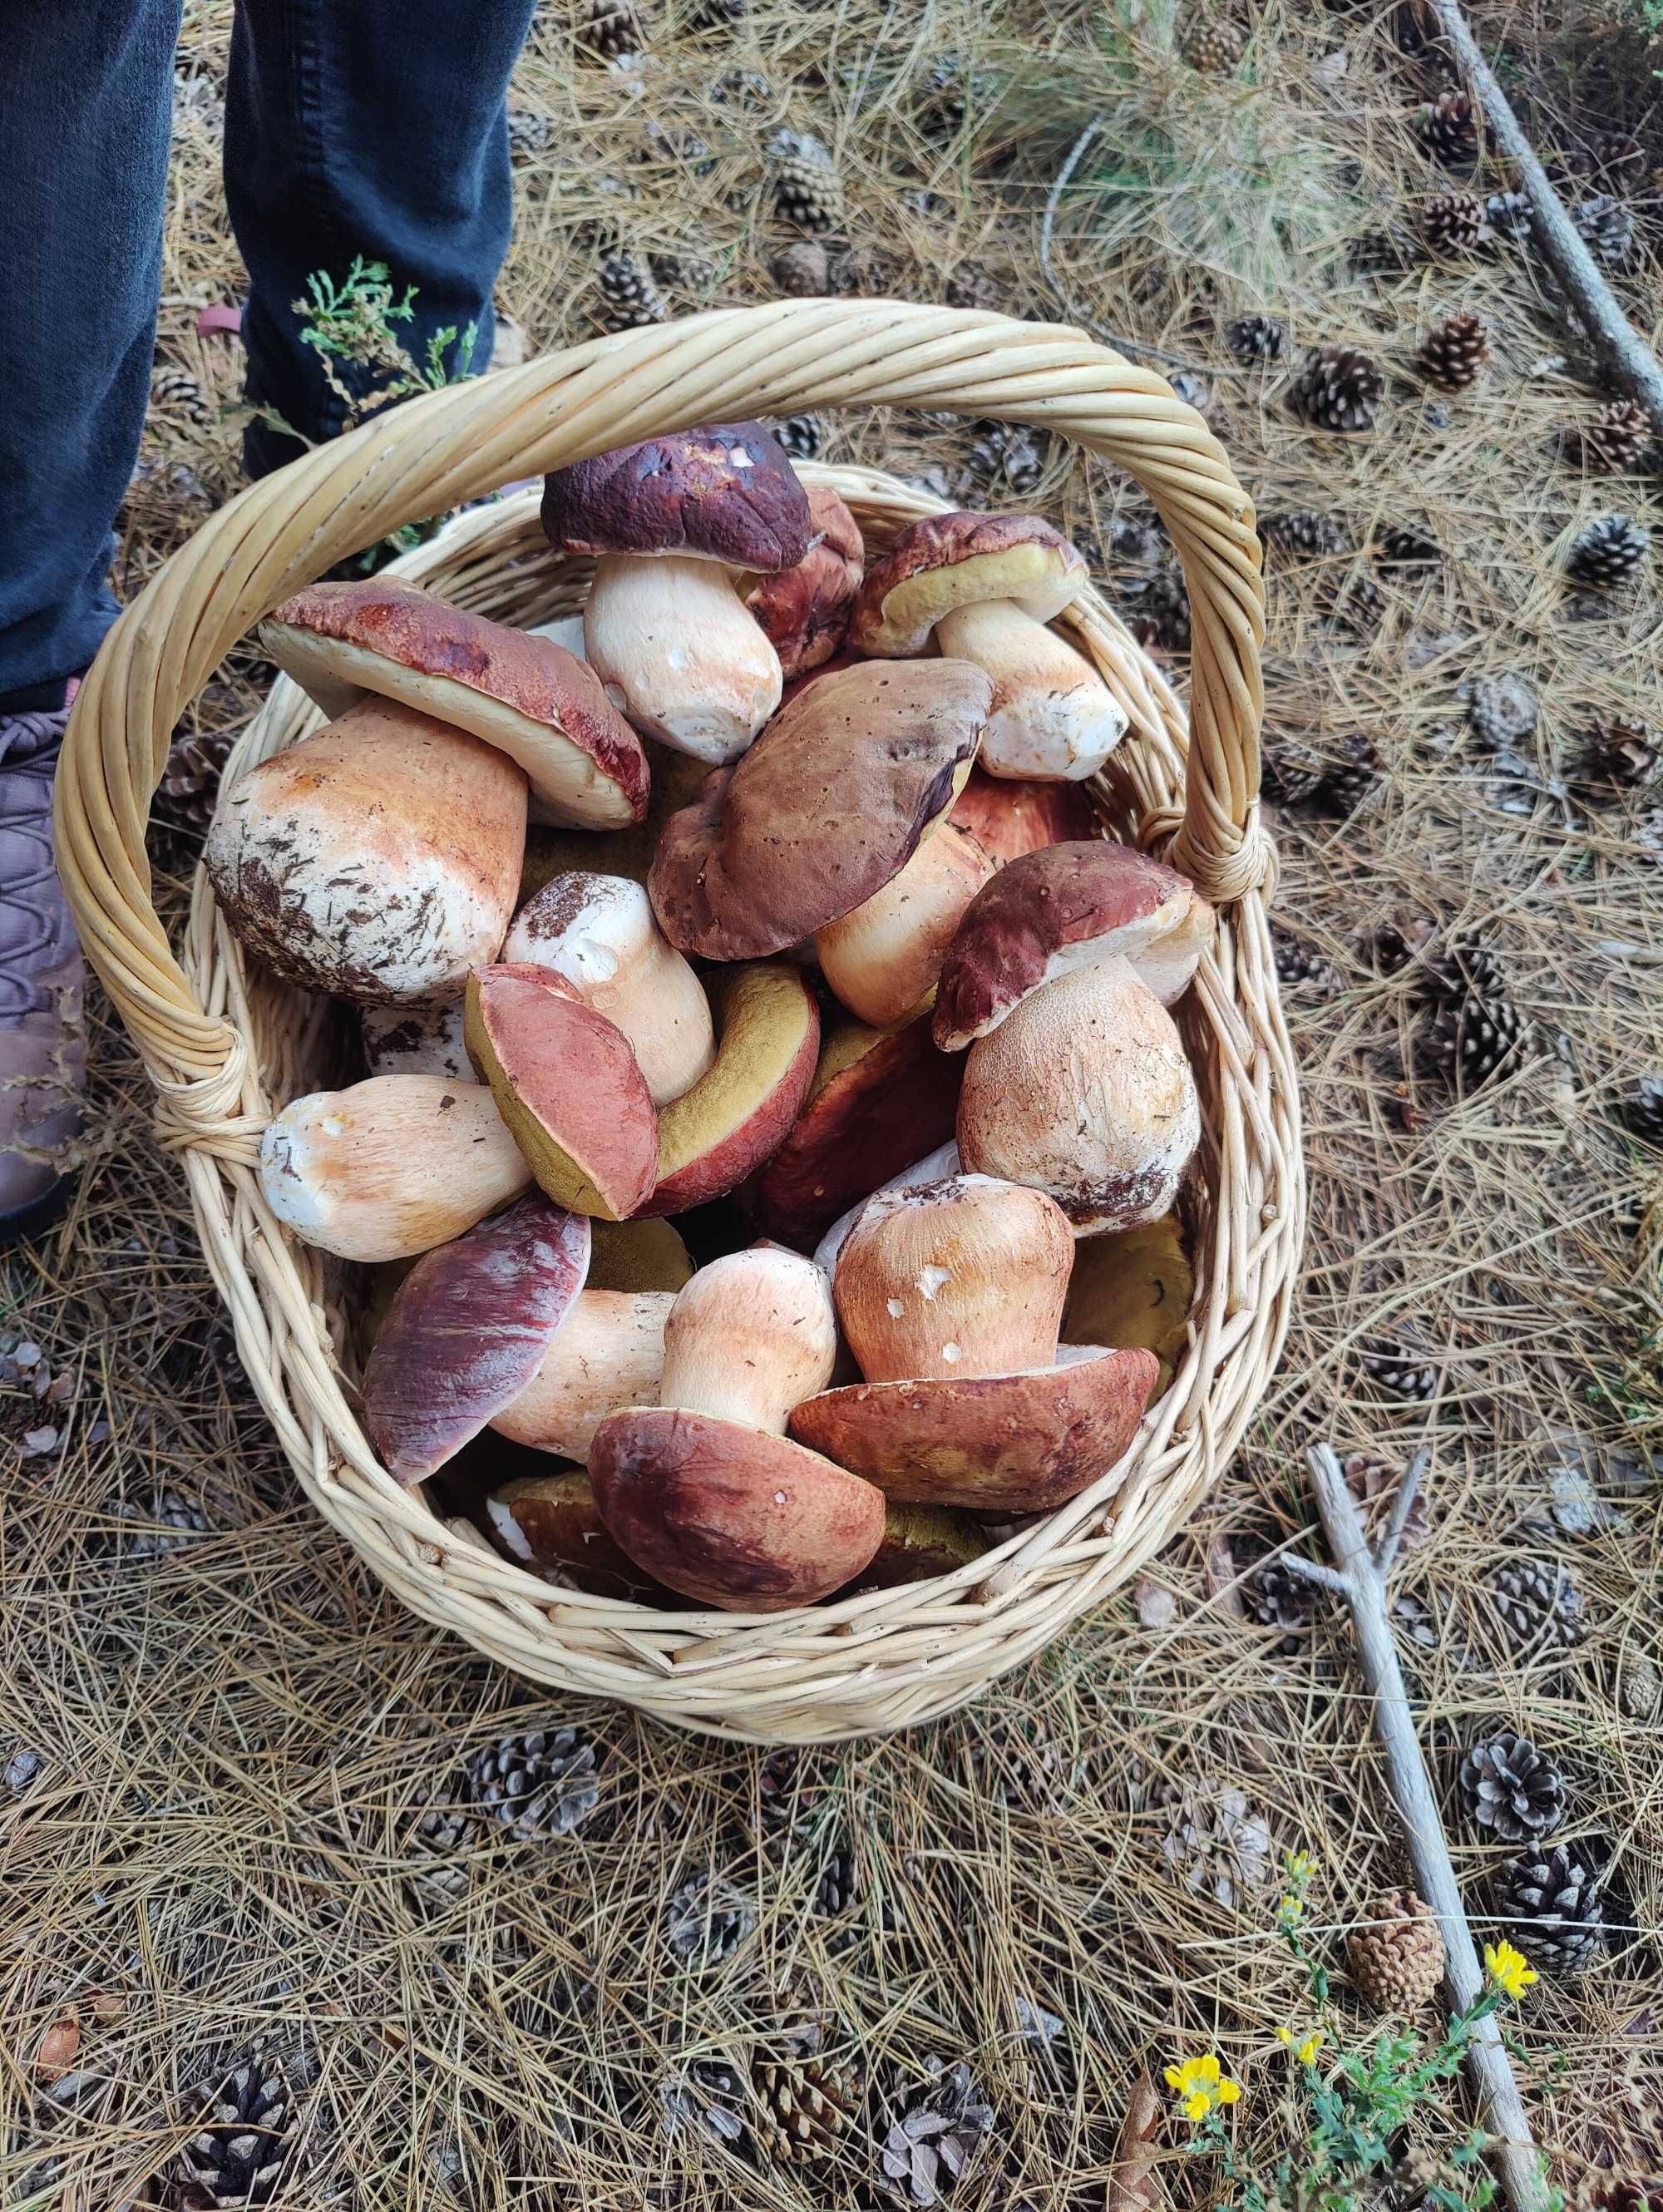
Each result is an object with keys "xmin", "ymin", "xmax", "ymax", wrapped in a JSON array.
[{"xmin": 55, "ymin": 304, "xmax": 1302, "ymax": 1740}]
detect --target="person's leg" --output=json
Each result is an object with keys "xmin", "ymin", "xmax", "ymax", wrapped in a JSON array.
[
  {"xmin": 225, "ymin": 0, "xmax": 538, "ymax": 476},
  {"xmin": 0, "ymin": 1, "xmax": 181, "ymax": 1238}
]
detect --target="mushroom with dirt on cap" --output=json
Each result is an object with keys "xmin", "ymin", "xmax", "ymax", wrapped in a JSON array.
[
  {"xmin": 588, "ymin": 1246, "xmax": 886, "ymax": 1609},
  {"xmin": 259, "ymin": 577, "xmax": 650, "ymax": 828},
  {"xmin": 502, "ymin": 871, "xmax": 714, "ymax": 1107},
  {"xmin": 648, "ymin": 656, "xmax": 991, "ymax": 962},
  {"xmin": 790, "ymin": 1171, "xmax": 1160, "ymax": 1513},
  {"xmin": 542, "ymin": 420, "xmax": 812, "ymax": 764},
  {"xmin": 850, "ymin": 512, "xmax": 1126, "ymax": 783},
  {"xmin": 934, "ymin": 840, "xmax": 1214, "ymax": 1234}
]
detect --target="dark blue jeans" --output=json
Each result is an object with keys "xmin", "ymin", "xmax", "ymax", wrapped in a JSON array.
[{"xmin": 0, "ymin": 0, "xmax": 538, "ymax": 711}]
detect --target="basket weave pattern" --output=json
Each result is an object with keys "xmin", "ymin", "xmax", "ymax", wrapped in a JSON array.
[{"xmin": 56, "ymin": 304, "xmax": 1301, "ymax": 1740}]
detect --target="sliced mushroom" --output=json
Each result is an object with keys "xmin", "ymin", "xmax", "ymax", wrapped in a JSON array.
[
  {"xmin": 588, "ymin": 1247, "xmax": 885, "ymax": 1610},
  {"xmin": 259, "ymin": 576, "xmax": 649, "ymax": 827},
  {"xmin": 205, "ymin": 697, "xmax": 526, "ymax": 1006},
  {"xmin": 259, "ymin": 1075, "xmax": 530, "ymax": 1262},
  {"xmin": 503, "ymin": 871, "xmax": 715, "ymax": 1106}
]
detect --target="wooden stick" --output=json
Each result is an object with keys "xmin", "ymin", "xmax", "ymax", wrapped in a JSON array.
[
  {"xmin": 1285, "ymin": 1444, "xmax": 1548, "ymax": 2212},
  {"xmin": 1426, "ymin": 0, "xmax": 1663, "ymax": 423}
]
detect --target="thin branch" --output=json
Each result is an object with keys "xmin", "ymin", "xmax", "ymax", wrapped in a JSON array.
[
  {"xmin": 1271, "ymin": 1552, "xmax": 1353, "ymax": 1597},
  {"xmin": 1039, "ymin": 122, "xmax": 1242, "ymax": 379},
  {"xmin": 1373, "ymin": 1444, "xmax": 1432, "ymax": 1576},
  {"xmin": 1427, "ymin": 0, "xmax": 1663, "ymax": 423},
  {"xmin": 1303, "ymin": 1444, "xmax": 1549, "ymax": 2212}
]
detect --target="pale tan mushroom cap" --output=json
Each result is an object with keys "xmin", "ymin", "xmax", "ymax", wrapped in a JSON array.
[{"xmin": 851, "ymin": 512, "xmax": 1088, "ymax": 656}]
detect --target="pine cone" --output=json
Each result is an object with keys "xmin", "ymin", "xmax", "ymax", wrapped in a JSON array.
[
  {"xmin": 1262, "ymin": 743, "xmax": 1330, "ymax": 808},
  {"xmin": 1374, "ymin": 521, "xmax": 1442, "ymax": 568},
  {"xmin": 506, "ymin": 106, "xmax": 551, "ymax": 160},
  {"xmin": 1415, "ymin": 309, "xmax": 1490, "ymax": 390},
  {"xmin": 969, "ymin": 420, "xmax": 1045, "ymax": 496},
  {"xmin": 1497, "ymin": 1840, "xmax": 1607, "ymax": 1973},
  {"xmin": 1567, "ymin": 514, "xmax": 1651, "ymax": 591},
  {"xmin": 1419, "ymin": 89, "xmax": 1480, "ymax": 167},
  {"xmin": 1462, "ymin": 676, "xmax": 1538, "ymax": 751},
  {"xmin": 1484, "ymin": 190, "xmax": 1534, "ymax": 244},
  {"xmin": 664, "ymin": 1873, "xmax": 757, "ymax": 1966},
  {"xmin": 1345, "ymin": 1450, "xmax": 1431, "ymax": 1552},
  {"xmin": 944, "ymin": 264, "xmax": 1003, "ymax": 312},
  {"xmin": 1272, "ymin": 932, "xmax": 1342, "ymax": 995},
  {"xmin": 1619, "ymin": 1648, "xmax": 1661, "ymax": 1719},
  {"xmin": 688, "ymin": 0, "xmax": 745, "ymax": 23},
  {"xmin": 1260, "ymin": 508, "xmax": 1350, "ymax": 558},
  {"xmin": 1315, "ymin": 734, "xmax": 1384, "ymax": 817},
  {"xmin": 150, "ymin": 365, "xmax": 216, "ymax": 432},
  {"xmin": 579, "ymin": 0, "xmax": 645, "ymax": 59},
  {"xmin": 1225, "ymin": 313, "xmax": 1285, "ymax": 363},
  {"xmin": 1588, "ymin": 132, "xmax": 1645, "ymax": 192},
  {"xmin": 710, "ymin": 63, "xmax": 772, "ymax": 108},
  {"xmin": 118, "ymin": 1487, "xmax": 212, "ymax": 1554},
  {"xmin": 595, "ymin": 249, "xmax": 667, "ymax": 332},
  {"xmin": 153, "ymin": 728, "xmax": 236, "ymax": 836},
  {"xmin": 1421, "ymin": 193, "xmax": 1488, "ymax": 255},
  {"xmin": 953, "ymin": 1712, "xmax": 1069, "ymax": 1812},
  {"xmin": 1458, "ymin": 1729, "xmax": 1566, "ymax": 1842},
  {"xmin": 1488, "ymin": 1558, "xmax": 1587, "ymax": 1655},
  {"xmin": 1121, "ymin": 564, "xmax": 1191, "ymax": 653},
  {"xmin": 1372, "ymin": 913, "xmax": 1438, "ymax": 978},
  {"xmin": 769, "ymin": 129, "xmax": 843, "ymax": 235},
  {"xmin": 1620, "ymin": 1076, "xmax": 1663, "ymax": 1148},
  {"xmin": 1575, "ymin": 716, "xmax": 1659, "ymax": 794},
  {"xmin": 467, "ymin": 1726, "xmax": 603, "ymax": 1839},
  {"xmin": 659, "ymin": 2056, "xmax": 748, "ymax": 2147},
  {"xmin": 406, "ymin": 1804, "xmax": 471, "ymax": 1903},
  {"xmin": 772, "ymin": 412, "xmax": 824, "ymax": 461},
  {"xmin": 1157, "ymin": 1779, "xmax": 1271, "ymax": 1907},
  {"xmin": 1572, "ymin": 402, "xmax": 1654, "ymax": 475},
  {"xmin": 1187, "ymin": 18, "xmax": 1246, "ymax": 72},
  {"xmin": 772, "ymin": 240, "xmax": 830, "ymax": 296},
  {"xmin": 918, "ymin": 54, "xmax": 993, "ymax": 135},
  {"xmin": 1348, "ymin": 1889, "xmax": 1447, "ymax": 2013},
  {"xmin": 812, "ymin": 1839, "xmax": 859, "ymax": 1916},
  {"xmin": 1574, "ymin": 195, "xmax": 1636, "ymax": 269},
  {"xmin": 1422, "ymin": 993, "xmax": 1530, "ymax": 1089},
  {"xmin": 880, "ymin": 2060, "xmax": 995, "ymax": 2205},
  {"xmin": 1361, "ymin": 1341, "xmax": 1439, "ymax": 1401},
  {"xmin": 1355, "ymin": 225, "xmax": 1413, "ymax": 276},
  {"xmin": 1241, "ymin": 1549, "xmax": 1316, "ymax": 1653},
  {"xmin": 758, "ymin": 2055, "xmax": 862, "ymax": 2161},
  {"xmin": 1290, "ymin": 345, "xmax": 1384, "ymax": 432},
  {"xmin": 173, "ymin": 2047, "xmax": 295, "ymax": 2208}
]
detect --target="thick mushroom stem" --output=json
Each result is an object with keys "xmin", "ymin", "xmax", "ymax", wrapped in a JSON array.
[
  {"xmin": 491, "ymin": 1289, "xmax": 674, "ymax": 1458},
  {"xmin": 659, "ymin": 1247, "xmax": 837, "ymax": 1432},
  {"xmin": 834, "ymin": 1173, "xmax": 1074, "ymax": 1382},
  {"xmin": 814, "ymin": 824, "xmax": 996, "ymax": 1029},
  {"xmin": 955, "ymin": 956, "xmax": 1199, "ymax": 1235},
  {"xmin": 933, "ymin": 600, "xmax": 1126, "ymax": 782},
  {"xmin": 583, "ymin": 555, "xmax": 782, "ymax": 765},
  {"xmin": 259, "ymin": 1075, "xmax": 530, "ymax": 1262},
  {"xmin": 503, "ymin": 874, "xmax": 716, "ymax": 1106}
]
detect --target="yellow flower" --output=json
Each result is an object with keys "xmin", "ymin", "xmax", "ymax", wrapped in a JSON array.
[
  {"xmin": 1484, "ymin": 1940, "xmax": 1538, "ymax": 1998},
  {"xmin": 1286, "ymin": 1851, "xmax": 1316, "ymax": 1884},
  {"xmin": 1276, "ymin": 2027, "xmax": 1293, "ymax": 2046},
  {"xmin": 1163, "ymin": 2054, "xmax": 1243, "ymax": 2121},
  {"xmin": 1297, "ymin": 2034, "xmax": 1325, "ymax": 2066}
]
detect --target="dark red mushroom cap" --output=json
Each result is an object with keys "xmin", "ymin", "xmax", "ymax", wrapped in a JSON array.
[{"xmin": 540, "ymin": 422, "xmax": 812, "ymax": 571}]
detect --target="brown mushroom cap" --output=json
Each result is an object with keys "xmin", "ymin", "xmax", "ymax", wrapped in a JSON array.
[
  {"xmin": 588, "ymin": 1407, "xmax": 886, "ymax": 1609},
  {"xmin": 643, "ymin": 961, "xmax": 820, "ymax": 1216},
  {"xmin": 465, "ymin": 963, "xmax": 659, "ymax": 1220},
  {"xmin": 363, "ymin": 1192, "xmax": 590, "ymax": 1483},
  {"xmin": 540, "ymin": 422, "xmax": 811, "ymax": 570},
  {"xmin": 259, "ymin": 578, "xmax": 650, "ymax": 829},
  {"xmin": 932, "ymin": 842, "xmax": 1214, "ymax": 1052},
  {"xmin": 850, "ymin": 512, "xmax": 1087, "ymax": 657},
  {"xmin": 788, "ymin": 1344, "xmax": 1159, "ymax": 1513},
  {"xmin": 949, "ymin": 768, "xmax": 1097, "ymax": 867},
  {"xmin": 648, "ymin": 658, "xmax": 992, "ymax": 960},
  {"xmin": 743, "ymin": 486, "xmax": 865, "ymax": 680}
]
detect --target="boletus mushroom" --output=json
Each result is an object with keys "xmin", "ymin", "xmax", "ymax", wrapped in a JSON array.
[
  {"xmin": 588, "ymin": 1247, "xmax": 886, "ymax": 1610},
  {"xmin": 934, "ymin": 842, "xmax": 1215, "ymax": 1233},
  {"xmin": 465, "ymin": 963, "xmax": 659, "ymax": 1221},
  {"xmin": 849, "ymin": 1503, "xmax": 989, "ymax": 1592},
  {"xmin": 502, "ymin": 871, "xmax": 715, "ymax": 1106},
  {"xmin": 648, "ymin": 657, "xmax": 992, "ymax": 961},
  {"xmin": 486, "ymin": 1469, "xmax": 666, "ymax": 1600},
  {"xmin": 259, "ymin": 577, "xmax": 650, "ymax": 827},
  {"xmin": 814, "ymin": 821, "xmax": 995, "ymax": 1029},
  {"xmin": 743, "ymin": 486, "xmax": 865, "ymax": 680},
  {"xmin": 1063, "ymin": 1212, "xmax": 1193, "ymax": 1387},
  {"xmin": 850, "ymin": 512, "xmax": 1126, "ymax": 782},
  {"xmin": 790, "ymin": 1173, "xmax": 1159, "ymax": 1513},
  {"xmin": 949, "ymin": 765, "xmax": 1097, "ymax": 867},
  {"xmin": 205, "ymin": 697, "xmax": 526, "ymax": 1006},
  {"xmin": 542, "ymin": 421, "xmax": 812, "ymax": 763},
  {"xmin": 362, "ymin": 1191, "xmax": 590, "ymax": 1481},
  {"xmin": 259, "ymin": 1074, "xmax": 530, "ymax": 1262},
  {"xmin": 361, "ymin": 999, "xmax": 468, "ymax": 1081},
  {"xmin": 490, "ymin": 1288, "xmax": 674, "ymax": 1459}
]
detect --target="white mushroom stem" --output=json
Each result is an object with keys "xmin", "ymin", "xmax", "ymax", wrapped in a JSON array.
[
  {"xmin": 491, "ymin": 1289, "xmax": 674, "ymax": 1457},
  {"xmin": 503, "ymin": 875, "xmax": 715, "ymax": 1106},
  {"xmin": 814, "ymin": 823, "xmax": 995, "ymax": 1029},
  {"xmin": 814, "ymin": 1141, "xmax": 962, "ymax": 1278},
  {"xmin": 934, "ymin": 599, "xmax": 1127, "ymax": 782},
  {"xmin": 583, "ymin": 555, "xmax": 782, "ymax": 765},
  {"xmin": 660, "ymin": 1247, "xmax": 837, "ymax": 1432},
  {"xmin": 259, "ymin": 1076, "xmax": 530, "ymax": 1262}
]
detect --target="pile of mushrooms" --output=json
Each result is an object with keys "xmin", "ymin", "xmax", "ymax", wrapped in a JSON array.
[{"xmin": 208, "ymin": 417, "xmax": 1216, "ymax": 1609}]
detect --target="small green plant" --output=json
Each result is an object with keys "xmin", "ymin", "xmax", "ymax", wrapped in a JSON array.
[
  {"xmin": 1164, "ymin": 1853, "xmax": 1556, "ymax": 2212},
  {"xmin": 254, "ymin": 255, "xmax": 480, "ymax": 567}
]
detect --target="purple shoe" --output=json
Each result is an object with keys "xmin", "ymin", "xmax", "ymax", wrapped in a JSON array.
[{"xmin": 1, "ymin": 694, "xmax": 86, "ymax": 1245}]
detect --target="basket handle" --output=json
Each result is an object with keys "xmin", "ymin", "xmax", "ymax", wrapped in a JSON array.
[{"xmin": 56, "ymin": 300, "xmax": 1266, "ymax": 1138}]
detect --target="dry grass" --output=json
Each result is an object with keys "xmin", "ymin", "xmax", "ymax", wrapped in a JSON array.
[{"xmin": 5, "ymin": 0, "xmax": 1663, "ymax": 2204}]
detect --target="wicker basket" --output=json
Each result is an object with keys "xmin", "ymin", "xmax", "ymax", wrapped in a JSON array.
[{"xmin": 56, "ymin": 303, "xmax": 1301, "ymax": 1742}]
